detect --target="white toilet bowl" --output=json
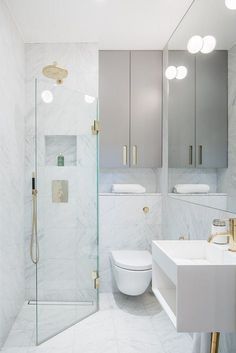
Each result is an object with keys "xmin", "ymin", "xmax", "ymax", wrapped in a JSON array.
[{"xmin": 110, "ymin": 250, "xmax": 152, "ymax": 296}]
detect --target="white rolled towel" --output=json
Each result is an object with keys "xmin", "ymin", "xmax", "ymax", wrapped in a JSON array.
[
  {"xmin": 112, "ymin": 184, "xmax": 146, "ymax": 194},
  {"xmin": 173, "ymin": 184, "xmax": 210, "ymax": 194}
]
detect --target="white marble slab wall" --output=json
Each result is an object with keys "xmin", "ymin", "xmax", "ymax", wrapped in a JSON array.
[
  {"xmin": 163, "ymin": 196, "xmax": 236, "ymax": 240},
  {"xmin": 0, "ymin": 1, "xmax": 25, "ymax": 348},
  {"xmin": 24, "ymin": 43, "xmax": 98, "ymax": 302},
  {"xmin": 99, "ymin": 194, "xmax": 162, "ymax": 292},
  {"xmin": 100, "ymin": 168, "xmax": 161, "ymax": 193},
  {"xmin": 169, "ymin": 194, "xmax": 228, "ymax": 210},
  {"xmin": 168, "ymin": 168, "xmax": 217, "ymax": 192}
]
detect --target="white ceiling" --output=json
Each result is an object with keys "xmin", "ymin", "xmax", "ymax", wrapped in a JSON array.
[
  {"xmin": 5, "ymin": 0, "xmax": 193, "ymax": 49},
  {"xmin": 169, "ymin": 0, "xmax": 236, "ymax": 49}
]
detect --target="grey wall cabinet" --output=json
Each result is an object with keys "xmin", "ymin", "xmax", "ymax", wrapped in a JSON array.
[
  {"xmin": 99, "ymin": 50, "xmax": 163, "ymax": 169},
  {"xmin": 130, "ymin": 51, "xmax": 162, "ymax": 168},
  {"xmin": 168, "ymin": 50, "xmax": 228, "ymax": 169},
  {"xmin": 99, "ymin": 51, "xmax": 130, "ymax": 168}
]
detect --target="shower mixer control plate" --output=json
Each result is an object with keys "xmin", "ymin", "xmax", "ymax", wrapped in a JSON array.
[{"xmin": 52, "ymin": 180, "xmax": 68, "ymax": 203}]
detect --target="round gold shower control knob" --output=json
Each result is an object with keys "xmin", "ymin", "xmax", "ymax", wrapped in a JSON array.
[{"xmin": 143, "ymin": 206, "xmax": 149, "ymax": 214}]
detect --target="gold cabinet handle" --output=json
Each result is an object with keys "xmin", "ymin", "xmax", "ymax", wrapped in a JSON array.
[
  {"xmin": 198, "ymin": 145, "xmax": 203, "ymax": 165},
  {"xmin": 123, "ymin": 145, "xmax": 128, "ymax": 166},
  {"xmin": 132, "ymin": 145, "xmax": 137, "ymax": 166},
  {"xmin": 189, "ymin": 145, "xmax": 193, "ymax": 165}
]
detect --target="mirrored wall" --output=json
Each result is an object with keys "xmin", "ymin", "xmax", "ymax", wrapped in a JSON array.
[{"xmin": 166, "ymin": 0, "xmax": 236, "ymax": 214}]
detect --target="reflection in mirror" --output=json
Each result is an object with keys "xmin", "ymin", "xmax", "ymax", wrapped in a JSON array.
[{"xmin": 167, "ymin": 0, "xmax": 236, "ymax": 213}]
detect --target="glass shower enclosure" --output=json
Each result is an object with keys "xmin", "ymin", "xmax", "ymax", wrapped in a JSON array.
[{"xmin": 27, "ymin": 78, "xmax": 99, "ymax": 345}]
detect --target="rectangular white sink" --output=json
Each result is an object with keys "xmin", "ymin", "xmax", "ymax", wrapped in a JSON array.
[{"xmin": 152, "ymin": 240, "xmax": 236, "ymax": 333}]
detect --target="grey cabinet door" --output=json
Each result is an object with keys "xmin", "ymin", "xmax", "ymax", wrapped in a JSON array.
[
  {"xmin": 196, "ymin": 51, "xmax": 228, "ymax": 168},
  {"xmin": 130, "ymin": 51, "xmax": 163, "ymax": 168},
  {"xmin": 99, "ymin": 51, "xmax": 130, "ymax": 168},
  {"xmin": 168, "ymin": 51, "xmax": 196, "ymax": 168}
]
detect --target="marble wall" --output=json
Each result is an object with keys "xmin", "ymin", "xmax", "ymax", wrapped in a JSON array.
[
  {"xmin": 0, "ymin": 1, "xmax": 25, "ymax": 348},
  {"xmin": 99, "ymin": 194, "xmax": 162, "ymax": 292},
  {"xmin": 24, "ymin": 44, "xmax": 98, "ymax": 302},
  {"xmin": 163, "ymin": 196, "xmax": 236, "ymax": 241},
  {"xmin": 100, "ymin": 168, "xmax": 161, "ymax": 193},
  {"xmin": 168, "ymin": 168, "xmax": 217, "ymax": 192}
]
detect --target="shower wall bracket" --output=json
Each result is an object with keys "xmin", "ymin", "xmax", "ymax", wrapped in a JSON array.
[
  {"xmin": 91, "ymin": 120, "xmax": 100, "ymax": 135},
  {"xmin": 92, "ymin": 271, "xmax": 100, "ymax": 289}
]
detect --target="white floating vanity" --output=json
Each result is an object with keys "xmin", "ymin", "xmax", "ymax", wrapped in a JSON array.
[{"xmin": 152, "ymin": 240, "xmax": 236, "ymax": 332}]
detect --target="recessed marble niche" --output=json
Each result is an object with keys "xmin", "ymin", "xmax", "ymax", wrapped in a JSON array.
[{"xmin": 45, "ymin": 135, "xmax": 77, "ymax": 166}]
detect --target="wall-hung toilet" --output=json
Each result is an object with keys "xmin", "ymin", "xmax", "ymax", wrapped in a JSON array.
[{"xmin": 110, "ymin": 250, "xmax": 152, "ymax": 296}]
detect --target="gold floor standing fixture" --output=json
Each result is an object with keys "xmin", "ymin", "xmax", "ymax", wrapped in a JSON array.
[
  {"xmin": 42, "ymin": 62, "xmax": 68, "ymax": 84},
  {"xmin": 210, "ymin": 332, "xmax": 220, "ymax": 353}
]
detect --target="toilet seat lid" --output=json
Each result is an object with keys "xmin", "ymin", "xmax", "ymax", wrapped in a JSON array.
[{"xmin": 111, "ymin": 250, "xmax": 152, "ymax": 271}]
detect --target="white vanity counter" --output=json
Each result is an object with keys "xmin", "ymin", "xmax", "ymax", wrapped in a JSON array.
[{"xmin": 152, "ymin": 240, "xmax": 236, "ymax": 332}]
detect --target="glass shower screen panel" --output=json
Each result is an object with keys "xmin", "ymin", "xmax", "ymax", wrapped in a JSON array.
[{"xmin": 34, "ymin": 79, "xmax": 99, "ymax": 344}]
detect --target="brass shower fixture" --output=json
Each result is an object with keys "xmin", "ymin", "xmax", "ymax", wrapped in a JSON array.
[{"xmin": 42, "ymin": 62, "xmax": 68, "ymax": 84}]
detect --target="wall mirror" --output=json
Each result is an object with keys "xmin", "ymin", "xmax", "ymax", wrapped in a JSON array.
[{"xmin": 166, "ymin": 0, "xmax": 236, "ymax": 214}]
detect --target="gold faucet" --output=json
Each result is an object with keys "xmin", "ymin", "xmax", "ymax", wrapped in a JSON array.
[
  {"xmin": 208, "ymin": 218, "xmax": 236, "ymax": 252},
  {"xmin": 229, "ymin": 218, "xmax": 236, "ymax": 252}
]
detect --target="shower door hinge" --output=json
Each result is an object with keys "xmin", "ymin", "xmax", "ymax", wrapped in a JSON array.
[
  {"xmin": 91, "ymin": 120, "xmax": 100, "ymax": 135},
  {"xmin": 92, "ymin": 271, "xmax": 100, "ymax": 289}
]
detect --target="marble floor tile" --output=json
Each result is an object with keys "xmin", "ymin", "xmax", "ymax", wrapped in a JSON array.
[
  {"xmin": 113, "ymin": 311, "xmax": 160, "ymax": 345},
  {"xmin": 3, "ymin": 330, "xmax": 34, "ymax": 348},
  {"xmin": 73, "ymin": 310, "xmax": 116, "ymax": 345},
  {"xmin": 0, "ymin": 349, "xmax": 30, "ymax": 353},
  {"xmin": 73, "ymin": 339, "xmax": 119, "ymax": 353},
  {"xmin": 29, "ymin": 327, "xmax": 75, "ymax": 353},
  {"xmin": 117, "ymin": 340, "xmax": 164, "ymax": 353},
  {"xmin": 1, "ymin": 292, "xmax": 193, "ymax": 353},
  {"xmin": 151, "ymin": 311, "xmax": 193, "ymax": 353}
]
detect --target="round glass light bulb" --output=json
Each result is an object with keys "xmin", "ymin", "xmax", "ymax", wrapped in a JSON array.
[
  {"xmin": 84, "ymin": 95, "xmax": 95, "ymax": 104},
  {"xmin": 187, "ymin": 35, "xmax": 203, "ymax": 54},
  {"xmin": 176, "ymin": 66, "xmax": 188, "ymax": 80},
  {"xmin": 201, "ymin": 36, "xmax": 216, "ymax": 54},
  {"xmin": 41, "ymin": 90, "xmax": 53, "ymax": 103},
  {"xmin": 225, "ymin": 0, "xmax": 236, "ymax": 9},
  {"xmin": 165, "ymin": 66, "xmax": 177, "ymax": 80}
]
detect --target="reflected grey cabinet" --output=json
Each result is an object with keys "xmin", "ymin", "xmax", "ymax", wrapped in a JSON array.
[
  {"xmin": 168, "ymin": 50, "xmax": 228, "ymax": 168},
  {"xmin": 168, "ymin": 51, "xmax": 196, "ymax": 168},
  {"xmin": 99, "ymin": 50, "xmax": 162, "ymax": 168},
  {"xmin": 196, "ymin": 51, "xmax": 228, "ymax": 168}
]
